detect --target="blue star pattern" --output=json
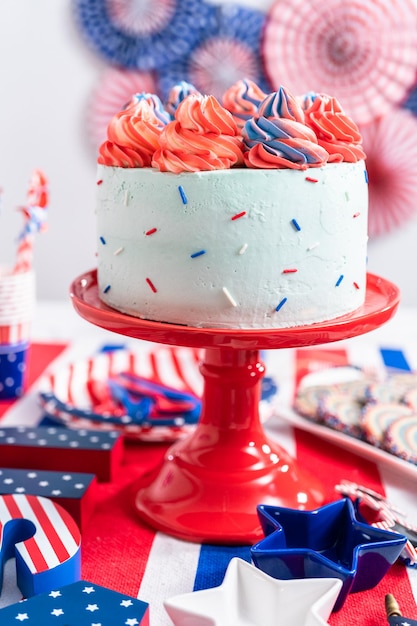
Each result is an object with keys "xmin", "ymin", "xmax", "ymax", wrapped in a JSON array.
[
  {"xmin": 0, "ymin": 580, "xmax": 149, "ymax": 625},
  {"xmin": 251, "ymin": 498, "xmax": 407, "ymax": 611},
  {"xmin": 0, "ymin": 468, "xmax": 95, "ymax": 499},
  {"xmin": 0, "ymin": 467, "xmax": 96, "ymax": 530},
  {"xmin": 0, "ymin": 426, "xmax": 122, "ymax": 482},
  {"xmin": 0, "ymin": 426, "xmax": 119, "ymax": 451}
]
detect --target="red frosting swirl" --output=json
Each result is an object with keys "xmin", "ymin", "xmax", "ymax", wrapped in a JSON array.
[
  {"xmin": 152, "ymin": 95, "xmax": 244, "ymax": 173},
  {"xmin": 98, "ymin": 100, "xmax": 165, "ymax": 167},
  {"xmin": 98, "ymin": 141, "xmax": 150, "ymax": 168},
  {"xmin": 303, "ymin": 94, "xmax": 366, "ymax": 162}
]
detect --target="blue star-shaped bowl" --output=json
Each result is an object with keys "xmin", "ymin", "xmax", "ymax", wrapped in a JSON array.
[{"xmin": 250, "ymin": 498, "xmax": 407, "ymax": 611}]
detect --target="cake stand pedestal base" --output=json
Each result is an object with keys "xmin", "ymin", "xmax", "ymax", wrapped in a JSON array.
[
  {"xmin": 132, "ymin": 347, "xmax": 324, "ymax": 544},
  {"xmin": 70, "ymin": 270, "xmax": 400, "ymax": 544}
]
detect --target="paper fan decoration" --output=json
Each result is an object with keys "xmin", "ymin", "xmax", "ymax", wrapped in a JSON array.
[
  {"xmin": 359, "ymin": 108, "xmax": 417, "ymax": 237},
  {"xmin": 262, "ymin": 0, "xmax": 417, "ymax": 126},
  {"xmin": 72, "ymin": 0, "xmax": 216, "ymax": 70},
  {"xmin": 158, "ymin": 4, "xmax": 269, "ymax": 101},
  {"xmin": 402, "ymin": 84, "xmax": 417, "ymax": 116},
  {"xmin": 86, "ymin": 67, "xmax": 158, "ymax": 149}
]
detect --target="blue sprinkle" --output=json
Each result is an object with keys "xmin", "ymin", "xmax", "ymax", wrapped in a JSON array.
[
  {"xmin": 190, "ymin": 250, "xmax": 206, "ymax": 259},
  {"xmin": 364, "ymin": 169, "xmax": 368, "ymax": 183},
  {"xmin": 99, "ymin": 236, "xmax": 106, "ymax": 244},
  {"xmin": 275, "ymin": 297, "xmax": 287, "ymax": 312},
  {"xmin": 335, "ymin": 275, "xmax": 344, "ymax": 287},
  {"xmin": 291, "ymin": 218, "xmax": 301, "ymax": 231},
  {"xmin": 103, "ymin": 284, "xmax": 111, "ymax": 294},
  {"xmin": 178, "ymin": 185, "xmax": 188, "ymax": 204}
]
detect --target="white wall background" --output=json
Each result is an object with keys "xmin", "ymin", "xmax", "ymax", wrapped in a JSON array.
[{"xmin": 0, "ymin": 0, "xmax": 417, "ymax": 307}]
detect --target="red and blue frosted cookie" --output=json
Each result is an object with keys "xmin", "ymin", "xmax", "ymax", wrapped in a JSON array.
[
  {"xmin": 366, "ymin": 372, "xmax": 417, "ymax": 404},
  {"xmin": 293, "ymin": 384, "xmax": 331, "ymax": 422},
  {"xmin": 320, "ymin": 393, "xmax": 363, "ymax": 439},
  {"xmin": 384, "ymin": 414, "xmax": 417, "ymax": 464},
  {"xmin": 336, "ymin": 378, "xmax": 374, "ymax": 405},
  {"xmin": 361, "ymin": 403, "xmax": 413, "ymax": 447},
  {"xmin": 389, "ymin": 372, "xmax": 417, "ymax": 388},
  {"xmin": 404, "ymin": 387, "xmax": 417, "ymax": 410}
]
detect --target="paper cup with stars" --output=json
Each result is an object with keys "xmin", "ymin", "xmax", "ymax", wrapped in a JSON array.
[{"xmin": 0, "ymin": 266, "xmax": 35, "ymax": 399}]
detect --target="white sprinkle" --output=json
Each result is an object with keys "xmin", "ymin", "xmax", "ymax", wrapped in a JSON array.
[
  {"xmin": 113, "ymin": 246, "xmax": 124, "ymax": 256},
  {"xmin": 222, "ymin": 287, "xmax": 238, "ymax": 307},
  {"xmin": 124, "ymin": 190, "xmax": 129, "ymax": 206},
  {"xmin": 238, "ymin": 243, "xmax": 248, "ymax": 255},
  {"xmin": 345, "ymin": 191, "xmax": 350, "ymax": 201},
  {"xmin": 307, "ymin": 242, "xmax": 320, "ymax": 251}
]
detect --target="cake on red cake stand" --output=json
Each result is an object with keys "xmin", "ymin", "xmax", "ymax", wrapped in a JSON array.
[{"xmin": 70, "ymin": 270, "xmax": 400, "ymax": 544}]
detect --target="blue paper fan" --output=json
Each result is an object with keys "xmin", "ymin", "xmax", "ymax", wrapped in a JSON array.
[
  {"xmin": 158, "ymin": 3, "xmax": 270, "ymax": 101},
  {"xmin": 72, "ymin": 0, "xmax": 217, "ymax": 71}
]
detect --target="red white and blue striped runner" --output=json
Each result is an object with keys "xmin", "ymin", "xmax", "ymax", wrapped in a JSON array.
[{"xmin": 0, "ymin": 341, "xmax": 416, "ymax": 625}]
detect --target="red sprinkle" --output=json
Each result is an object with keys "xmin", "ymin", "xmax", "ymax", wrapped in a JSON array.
[
  {"xmin": 145, "ymin": 227, "xmax": 157, "ymax": 236},
  {"xmin": 353, "ymin": 212, "xmax": 360, "ymax": 218},
  {"xmin": 282, "ymin": 268, "xmax": 298, "ymax": 273},
  {"xmin": 353, "ymin": 282, "xmax": 360, "ymax": 289},
  {"xmin": 231, "ymin": 211, "xmax": 247, "ymax": 221},
  {"xmin": 305, "ymin": 177, "xmax": 318, "ymax": 183},
  {"xmin": 96, "ymin": 179, "xmax": 103, "ymax": 185},
  {"xmin": 146, "ymin": 278, "xmax": 157, "ymax": 293}
]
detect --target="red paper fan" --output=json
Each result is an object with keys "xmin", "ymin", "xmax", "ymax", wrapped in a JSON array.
[
  {"xmin": 359, "ymin": 108, "xmax": 417, "ymax": 237},
  {"xmin": 86, "ymin": 67, "xmax": 158, "ymax": 150},
  {"xmin": 263, "ymin": 0, "xmax": 417, "ymax": 125}
]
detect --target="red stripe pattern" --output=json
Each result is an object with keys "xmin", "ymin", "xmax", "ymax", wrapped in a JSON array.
[{"xmin": 0, "ymin": 493, "xmax": 81, "ymax": 597}]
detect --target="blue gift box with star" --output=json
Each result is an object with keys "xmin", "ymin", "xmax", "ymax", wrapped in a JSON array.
[{"xmin": 0, "ymin": 580, "xmax": 149, "ymax": 625}]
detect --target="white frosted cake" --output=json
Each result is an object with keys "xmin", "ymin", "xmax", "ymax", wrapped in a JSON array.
[{"xmin": 95, "ymin": 81, "xmax": 368, "ymax": 329}]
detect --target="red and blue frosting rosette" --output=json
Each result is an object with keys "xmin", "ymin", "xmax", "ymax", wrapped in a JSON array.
[
  {"xmin": 157, "ymin": 3, "xmax": 270, "ymax": 101},
  {"xmin": 72, "ymin": 0, "xmax": 217, "ymax": 71}
]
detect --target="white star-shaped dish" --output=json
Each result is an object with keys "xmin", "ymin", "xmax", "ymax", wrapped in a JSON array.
[{"xmin": 164, "ymin": 558, "xmax": 342, "ymax": 625}]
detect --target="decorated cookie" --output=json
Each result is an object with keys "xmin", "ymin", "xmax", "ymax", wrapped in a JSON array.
[
  {"xmin": 361, "ymin": 403, "xmax": 414, "ymax": 447},
  {"xmin": 366, "ymin": 382, "xmax": 406, "ymax": 404},
  {"xmin": 384, "ymin": 414, "xmax": 417, "ymax": 464},
  {"xmin": 293, "ymin": 384, "xmax": 331, "ymax": 421},
  {"xmin": 389, "ymin": 372, "xmax": 417, "ymax": 392},
  {"xmin": 404, "ymin": 387, "xmax": 417, "ymax": 411},
  {"xmin": 336, "ymin": 378, "xmax": 374, "ymax": 404},
  {"xmin": 320, "ymin": 393, "xmax": 363, "ymax": 438}
]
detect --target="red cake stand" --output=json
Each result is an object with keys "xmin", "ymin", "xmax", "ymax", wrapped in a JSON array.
[{"xmin": 70, "ymin": 270, "xmax": 400, "ymax": 544}]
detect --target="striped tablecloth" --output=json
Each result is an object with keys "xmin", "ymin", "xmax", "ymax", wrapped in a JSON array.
[{"xmin": 1, "ymin": 301, "xmax": 417, "ymax": 625}]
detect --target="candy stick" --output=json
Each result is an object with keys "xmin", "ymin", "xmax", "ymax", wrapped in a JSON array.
[{"xmin": 14, "ymin": 169, "xmax": 49, "ymax": 273}]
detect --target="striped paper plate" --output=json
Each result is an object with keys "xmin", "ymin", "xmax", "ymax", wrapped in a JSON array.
[{"xmin": 38, "ymin": 347, "xmax": 277, "ymax": 442}]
